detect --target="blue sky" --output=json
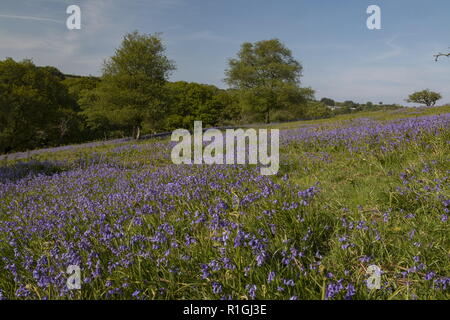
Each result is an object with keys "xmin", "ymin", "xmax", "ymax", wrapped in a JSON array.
[{"xmin": 1, "ymin": 0, "xmax": 449, "ymax": 105}]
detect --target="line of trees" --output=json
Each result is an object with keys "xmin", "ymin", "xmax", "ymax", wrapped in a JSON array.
[
  {"xmin": 319, "ymin": 98, "xmax": 402, "ymax": 114},
  {"xmin": 0, "ymin": 31, "xmax": 403, "ymax": 154},
  {"xmin": 0, "ymin": 59, "xmax": 82, "ymax": 154}
]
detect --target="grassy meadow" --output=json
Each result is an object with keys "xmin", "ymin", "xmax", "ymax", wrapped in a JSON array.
[{"xmin": 0, "ymin": 106, "xmax": 448, "ymax": 300}]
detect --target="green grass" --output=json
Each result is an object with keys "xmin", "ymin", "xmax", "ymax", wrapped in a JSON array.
[{"xmin": 0, "ymin": 106, "xmax": 448, "ymax": 300}]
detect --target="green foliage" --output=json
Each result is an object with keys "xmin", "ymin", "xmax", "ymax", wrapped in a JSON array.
[
  {"xmin": 343, "ymin": 100, "xmax": 357, "ymax": 108},
  {"xmin": 164, "ymin": 82, "xmax": 222, "ymax": 130},
  {"xmin": 214, "ymin": 89, "xmax": 242, "ymax": 124},
  {"xmin": 302, "ymin": 101, "xmax": 332, "ymax": 119},
  {"xmin": 407, "ymin": 89, "xmax": 442, "ymax": 107},
  {"xmin": 62, "ymin": 76, "xmax": 100, "ymax": 103},
  {"xmin": 61, "ymin": 76, "xmax": 102, "ymax": 141},
  {"xmin": 225, "ymin": 39, "xmax": 306, "ymax": 123},
  {"xmin": 81, "ymin": 31, "xmax": 175, "ymax": 139},
  {"xmin": 320, "ymin": 97, "xmax": 335, "ymax": 106},
  {"xmin": 0, "ymin": 58, "xmax": 77, "ymax": 153},
  {"xmin": 38, "ymin": 66, "xmax": 66, "ymax": 81}
]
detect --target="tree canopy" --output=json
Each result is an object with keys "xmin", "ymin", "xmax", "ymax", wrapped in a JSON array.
[
  {"xmin": 0, "ymin": 58, "xmax": 76, "ymax": 153},
  {"xmin": 407, "ymin": 89, "xmax": 442, "ymax": 107},
  {"xmin": 320, "ymin": 98, "xmax": 335, "ymax": 106},
  {"xmin": 225, "ymin": 39, "xmax": 305, "ymax": 123},
  {"xmin": 164, "ymin": 81, "xmax": 230, "ymax": 130},
  {"xmin": 82, "ymin": 31, "xmax": 175, "ymax": 139}
]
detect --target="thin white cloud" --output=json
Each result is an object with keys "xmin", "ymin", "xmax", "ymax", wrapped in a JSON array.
[
  {"xmin": 372, "ymin": 36, "xmax": 403, "ymax": 61},
  {"xmin": 0, "ymin": 14, "xmax": 63, "ymax": 24},
  {"xmin": 0, "ymin": 1, "xmax": 133, "ymax": 75}
]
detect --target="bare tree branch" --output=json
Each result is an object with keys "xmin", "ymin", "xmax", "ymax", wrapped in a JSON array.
[{"xmin": 434, "ymin": 49, "xmax": 450, "ymax": 61}]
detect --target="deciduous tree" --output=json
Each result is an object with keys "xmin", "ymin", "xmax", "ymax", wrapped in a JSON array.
[
  {"xmin": 407, "ymin": 89, "xmax": 442, "ymax": 107},
  {"xmin": 82, "ymin": 31, "xmax": 175, "ymax": 139},
  {"xmin": 0, "ymin": 58, "xmax": 75, "ymax": 153},
  {"xmin": 225, "ymin": 39, "xmax": 304, "ymax": 123}
]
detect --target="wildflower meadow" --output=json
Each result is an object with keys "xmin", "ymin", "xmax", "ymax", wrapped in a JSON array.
[{"xmin": 0, "ymin": 106, "xmax": 448, "ymax": 300}]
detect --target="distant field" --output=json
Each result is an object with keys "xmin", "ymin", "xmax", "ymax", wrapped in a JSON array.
[{"xmin": 0, "ymin": 106, "xmax": 448, "ymax": 300}]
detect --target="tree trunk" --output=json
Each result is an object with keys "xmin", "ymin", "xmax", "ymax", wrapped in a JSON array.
[
  {"xmin": 265, "ymin": 110, "xmax": 270, "ymax": 124},
  {"xmin": 133, "ymin": 125, "xmax": 141, "ymax": 140}
]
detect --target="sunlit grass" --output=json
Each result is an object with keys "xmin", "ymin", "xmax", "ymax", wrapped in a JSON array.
[{"xmin": 0, "ymin": 107, "xmax": 448, "ymax": 300}]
